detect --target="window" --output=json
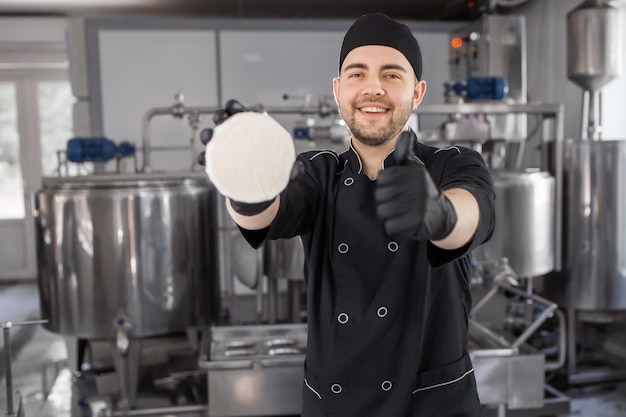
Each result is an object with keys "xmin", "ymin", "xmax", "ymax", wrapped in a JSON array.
[
  {"xmin": 0, "ymin": 81, "xmax": 23, "ymax": 219},
  {"xmin": 38, "ymin": 80, "xmax": 74, "ymax": 176}
]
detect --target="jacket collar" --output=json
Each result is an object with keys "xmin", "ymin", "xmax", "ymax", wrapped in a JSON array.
[{"xmin": 343, "ymin": 130, "xmax": 419, "ymax": 174}]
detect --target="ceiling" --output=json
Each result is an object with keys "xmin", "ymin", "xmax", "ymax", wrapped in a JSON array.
[{"xmin": 0, "ymin": 0, "xmax": 499, "ymax": 20}]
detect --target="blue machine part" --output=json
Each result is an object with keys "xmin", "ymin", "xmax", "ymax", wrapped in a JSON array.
[
  {"xmin": 451, "ymin": 76, "xmax": 509, "ymax": 101},
  {"xmin": 293, "ymin": 127, "xmax": 310, "ymax": 140},
  {"xmin": 67, "ymin": 137, "xmax": 135, "ymax": 163}
]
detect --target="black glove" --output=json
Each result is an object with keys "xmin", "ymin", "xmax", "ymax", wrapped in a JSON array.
[
  {"xmin": 228, "ymin": 160, "xmax": 304, "ymax": 216},
  {"xmin": 375, "ymin": 131, "xmax": 457, "ymax": 241},
  {"xmin": 199, "ymin": 99, "xmax": 303, "ymax": 216},
  {"xmin": 197, "ymin": 99, "xmax": 248, "ymax": 167}
]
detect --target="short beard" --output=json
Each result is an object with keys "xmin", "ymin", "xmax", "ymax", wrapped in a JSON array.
[{"xmin": 339, "ymin": 99, "xmax": 414, "ymax": 147}]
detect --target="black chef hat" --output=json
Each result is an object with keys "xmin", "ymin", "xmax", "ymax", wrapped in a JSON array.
[{"xmin": 339, "ymin": 13, "xmax": 422, "ymax": 80}]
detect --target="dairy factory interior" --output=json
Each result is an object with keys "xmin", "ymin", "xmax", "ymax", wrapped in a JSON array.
[{"xmin": 1, "ymin": 0, "xmax": 626, "ymax": 416}]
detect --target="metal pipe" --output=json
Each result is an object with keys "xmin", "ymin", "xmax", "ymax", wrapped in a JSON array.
[
  {"xmin": 581, "ymin": 90, "xmax": 589, "ymax": 140},
  {"xmin": 588, "ymin": 90, "xmax": 602, "ymax": 140},
  {"xmin": 553, "ymin": 103, "xmax": 565, "ymax": 271},
  {"xmin": 500, "ymin": 286, "xmax": 558, "ymax": 349},
  {"xmin": 141, "ymin": 106, "xmax": 173, "ymax": 172},
  {"xmin": 566, "ymin": 306, "xmax": 577, "ymax": 376},
  {"xmin": 100, "ymin": 404, "xmax": 208, "ymax": 417},
  {"xmin": 255, "ymin": 105, "xmax": 336, "ymax": 117},
  {"xmin": 140, "ymin": 95, "xmax": 218, "ymax": 172},
  {"xmin": 3, "ymin": 325, "xmax": 14, "ymax": 416},
  {"xmin": 469, "ymin": 320, "xmax": 516, "ymax": 352},
  {"xmin": 545, "ymin": 309, "xmax": 567, "ymax": 371},
  {"xmin": 256, "ymin": 249, "xmax": 264, "ymax": 324},
  {"xmin": 470, "ymin": 284, "xmax": 500, "ymax": 320},
  {"xmin": 267, "ymin": 278, "xmax": 278, "ymax": 324}
]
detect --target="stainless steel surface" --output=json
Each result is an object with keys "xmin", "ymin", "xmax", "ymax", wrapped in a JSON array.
[
  {"xmin": 230, "ymin": 232, "xmax": 260, "ymax": 289},
  {"xmin": 264, "ymin": 237, "xmax": 305, "ymax": 281},
  {"xmin": 563, "ymin": 139, "xmax": 626, "ymax": 310},
  {"xmin": 100, "ymin": 405, "xmax": 208, "ymax": 416},
  {"xmin": 207, "ymin": 324, "xmax": 306, "ymax": 361},
  {"xmin": 567, "ymin": 0, "xmax": 622, "ymax": 93},
  {"xmin": 473, "ymin": 170, "xmax": 555, "ymax": 278},
  {"xmin": 34, "ymin": 172, "xmax": 219, "ymax": 339},
  {"xmin": 202, "ymin": 324, "xmax": 306, "ymax": 417},
  {"xmin": 469, "ymin": 322, "xmax": 547, "ymax": 410}
]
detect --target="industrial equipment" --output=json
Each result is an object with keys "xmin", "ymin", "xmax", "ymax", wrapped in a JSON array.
[
  {"xmin": 201, "ymin": 323, "xmax": 307, "ymax": 417},
  {"xmin": 541, "ymin": 0, "xmax": 626, "ymax": 387},
  {"xmin": 34, "ymin": 171, "xmax": 220, "ymax": 410},
  {"xmin": 473, "ymin": 169, "xmax": 555, "ymax": 279},
  {"xmin": 448, "ymin": 14, "xmax": 527, "ymax": 142}
]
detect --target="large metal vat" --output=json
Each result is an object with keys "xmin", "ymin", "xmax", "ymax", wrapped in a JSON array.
[
  {"xmin": 567, "ymin": 0, "xmax": 622, "ymax": 92},
  {"xmin": 34, "ymin": 172, "xmax": 219, "ymax": 339},
  {"xmin": 473, "ymin": 169, "xmax": 555, "ymax": 278},
  {"xmin": 564, "ymin": 139, "xmax": 626, "ymax": 310}
]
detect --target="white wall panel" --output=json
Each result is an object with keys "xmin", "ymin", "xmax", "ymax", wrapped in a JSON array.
[
  {"xmin": 219, "ymin": 30, "xmax": 343, "ymax": 132},
  {"xmin": 99, "ymin": 30, "xmax": 219, "ymax": 172}
]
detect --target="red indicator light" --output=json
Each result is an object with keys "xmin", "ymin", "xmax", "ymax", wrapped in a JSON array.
[
  {"xmin": 451, "ymin": 37, "xmax": 463, "ymax": 49},
  {"xmin": 468, "ymin": 1, "xmax": 475, "ymax": 7}
]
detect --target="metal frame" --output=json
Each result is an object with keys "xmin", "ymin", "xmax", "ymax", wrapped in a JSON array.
[{"xmin": 2, "ymin": 319, "xmax": 48, "ymax": 417}]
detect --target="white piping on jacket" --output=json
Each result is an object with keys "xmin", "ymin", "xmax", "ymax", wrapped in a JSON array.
[
  {"xmin": 411, "ymin": 368, "xmax": 474, "ymax": 395},
  {"xmin": 347, "ymin": 143, "xmax": 363, "ymax": 174},
  {"xmin": 434, "ymin": 146, "xmax": 461, "ymax": 154},
  {"xmin": 304, "ymin": 378, "xmax": 322, "ymax": 400},
  {"xmin": 310, "ymin": 150, "xmax": 339, "ymax": 164}
]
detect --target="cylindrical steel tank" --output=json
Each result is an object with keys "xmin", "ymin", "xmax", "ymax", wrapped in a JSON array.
[
  {"xmin": 34, "ymin": 172, "xmax": 219, "ymax": 339},
  {"xmin": 473, "ymin": 169, "xmax": 555, "ymax": 278},
  {"xmin": 567, "ymin": 0, "xmax": 622, "ymax": 92},
  {"xmin": 564, "ymin": 139, "xmax": 626, "ymax": 310},
  {"xmin": 264, "ymin": 238, "xmax": 305, "ymax": 281}
]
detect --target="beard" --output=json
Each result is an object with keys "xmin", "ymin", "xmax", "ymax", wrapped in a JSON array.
[{"xmin": 338, "ymin": 97, "xmax": 414, "ymax": 147}]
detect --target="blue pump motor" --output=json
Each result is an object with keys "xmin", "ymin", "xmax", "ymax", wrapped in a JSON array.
[
  {"xmin": 450, "ymin": 76, "xmax": 509, "ymax": 101},
  {"xmin": 67, "ymin": 137, "xmax": 135, "ymax": 163}
]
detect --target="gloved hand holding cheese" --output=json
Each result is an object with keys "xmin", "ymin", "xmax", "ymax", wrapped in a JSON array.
[{"xmin": 204, "ymin": 110, "xmax": 296, "ymax": 215}]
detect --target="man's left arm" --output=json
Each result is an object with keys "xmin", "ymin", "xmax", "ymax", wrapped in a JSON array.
[{"xmin": 433, "ymin": 188, "xmax": 479, "ymax": 250}]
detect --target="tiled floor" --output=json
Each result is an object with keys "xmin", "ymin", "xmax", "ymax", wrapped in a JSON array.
[{"xmin": 1, "ymin": 283, "xmax": 626, "ymax": 417}]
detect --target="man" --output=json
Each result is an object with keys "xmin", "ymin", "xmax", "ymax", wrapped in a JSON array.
[{"xmin": 204, "ymin": 12, "xmax": 495, "ymax": 417}]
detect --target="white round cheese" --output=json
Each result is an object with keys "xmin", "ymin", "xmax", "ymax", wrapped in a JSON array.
[{"xmin": 205, "ymin": 112, "xmax": 296, "ymax": 203}]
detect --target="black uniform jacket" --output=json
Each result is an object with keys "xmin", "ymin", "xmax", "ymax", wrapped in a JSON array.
[{"xmin": 240, "ymin": 135, "xmax": 495, "ymax": 417}]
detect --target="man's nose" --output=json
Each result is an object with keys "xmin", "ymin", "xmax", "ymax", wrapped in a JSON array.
[{"xmin": 362, "ymin": 77, "xmax": 384, "ymax": 96}]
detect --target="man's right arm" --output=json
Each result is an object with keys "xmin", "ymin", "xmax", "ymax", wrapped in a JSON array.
[{"xmin": 226, "ymin": 196, "xmax": 281, "ymax": 231}]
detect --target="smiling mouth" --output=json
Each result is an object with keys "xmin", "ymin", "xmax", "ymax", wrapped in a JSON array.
[{"xmin": 358, "ymin": 106, "xmax": 389, "ymax": 114}]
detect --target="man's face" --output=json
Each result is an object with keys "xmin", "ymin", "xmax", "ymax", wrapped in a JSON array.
[{"xmin": 333, "ymin": 45, "xmax": 426, "ymax": 147}]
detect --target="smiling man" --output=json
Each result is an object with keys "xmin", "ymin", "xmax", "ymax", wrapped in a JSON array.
[{"xmin": 206, "ymin": 12, "xmax": 496, "ymax": 417}]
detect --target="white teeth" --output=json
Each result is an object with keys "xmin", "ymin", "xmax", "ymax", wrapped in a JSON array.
[{"xmin": 361, "ymin": 107, "xmax": 387, "ymax": 113}]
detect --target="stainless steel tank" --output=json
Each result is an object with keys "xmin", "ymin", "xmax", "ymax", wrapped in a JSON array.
[
  {"xmin": 567, "ymin": 0, "xmax": 622, "ymax": 92},
  {"xmin": 264, "ymin": 237, "xmax": 305, "ymax": 281},
  {"xmin": 473, "ymin": 169, "xmax": 555, "ymax": 278},
  {"xmin": 34, "ymin": 172, "xmax": 219, "ymax": 339},
  {"xmin": 564, "ymin": 139, "xmax": 626, "ymax": 310}
]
